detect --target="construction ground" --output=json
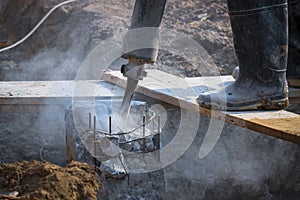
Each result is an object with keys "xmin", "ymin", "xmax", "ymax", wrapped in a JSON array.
[{"xmin": 0, "ymin": 0, "xmax": 300, "ymax": 199}]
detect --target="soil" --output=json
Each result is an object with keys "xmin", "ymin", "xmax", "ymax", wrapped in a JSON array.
[
  {"xmin": 0, "ymin": 0, "xmax": 236, "ymax": 81},
  {"xmin": 0, "ymin": 161, "xmax": 100, "ymax": 200}
]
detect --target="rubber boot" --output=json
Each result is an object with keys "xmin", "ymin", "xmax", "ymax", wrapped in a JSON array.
[
  {"xmin": 197, "ymin": 0, "xmax": 289, "ymax": 111},
  {"xmin": 233, "ymin": 1, "xmax": 300, "ymax": 88},
  {"xmin": 122, "ymin": 0, "xmax": 167, "ymax": 64},
  {"xmin": 287, "ymin": 0, "xmax": 300, "ymax": 87}
]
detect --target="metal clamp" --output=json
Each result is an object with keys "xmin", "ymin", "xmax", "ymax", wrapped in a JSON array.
[{"xmin": 121, "ymin": 63, "xmax": 147, "ymax": 80}]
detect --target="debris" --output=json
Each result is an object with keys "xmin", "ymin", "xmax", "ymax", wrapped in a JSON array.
[{"xmin": 0, "ymin": 161, "xmax": 100, "ymax": 200}]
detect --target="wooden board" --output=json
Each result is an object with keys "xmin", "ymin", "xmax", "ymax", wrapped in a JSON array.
[
  {"xmin": 0, "ymin": 80, "xmax": 123, "ymax": 105},
  {"xmin": 289, "ymin": 87, "xmax": 300, "ymax": 104},
  {"xmin": 102, "ymin": 70, "xmax": 300, "ymax": 144},
  {"xmin": 288, "ymin": 79, "xmax": 300, "ymax": 88}
]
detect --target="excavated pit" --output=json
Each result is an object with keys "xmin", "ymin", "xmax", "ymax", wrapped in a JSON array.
[{"xmin": 68, "ymin": 99, "xmax": 160, "ymax": 170}]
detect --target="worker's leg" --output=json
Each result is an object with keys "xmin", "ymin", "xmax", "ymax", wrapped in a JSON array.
[
  {"xmin": 122, "ymin": 0, "xmax": 167, "ymax": 64},
  {"xmin": 197, "ymin": 0, "xmax": 289, "ymax": 110},
  {"xmin": 232, "ymin": 0, "xmax": 300, "ymax": 87},
  {"xmin": 287, "ymin": 0, "xmax": 300, "ymax": 87}
]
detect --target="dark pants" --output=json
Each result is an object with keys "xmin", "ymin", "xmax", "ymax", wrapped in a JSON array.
[
  {"xmin": 288, "ymin": 0, "xmax": 300, "ymax": 77},
  {"xmin": 227, "ymin": 0, "xmax": 299, "ymax": 78}
]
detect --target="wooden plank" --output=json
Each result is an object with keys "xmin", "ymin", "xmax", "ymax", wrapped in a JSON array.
[
  {"xmin": 289, "ymin": 87, "xmax": 300, "ymax": 104},
  {"xmin": 288, "ymin": 79, "xmax": 300, "ymax": 88},
  {"xmin": 102, "ymin": 70, "xmax": 300, "ymax": 144},
  {"xmin": 0, "ymin": 80, "xmax": 124, "ymax": 105}
]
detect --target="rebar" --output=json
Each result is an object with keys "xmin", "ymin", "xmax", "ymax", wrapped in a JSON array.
[
  {"xmin": 157, "ymin": 114, "xmax": 161, "ymax": 134},
  {"xmin": 83, "ymin": 108, "xmax": 160, "ymax": 145},
  {"xmin": 83, "ymin": 109, "xmax": 156, "ymax": 136},
  {"xmin": 109, "ymin": 116, "xmax": 112, "ymax": 135},
  {"xmin": 94, "ymin": 116, "xmax": 96, "ymax": 156},
  {"xmin": 93, "ymin": 115, "xmax": 97, "ymax": 170},
  {"xmin": 143, "ymin": 115, "xmax": 146, "ymax": 137},
  {"xmin": 89, "ymin": 113, "xmax": 92, "ymax": 130},
  {"xmin": 157, "ymin": 114, "xmax": 161, "ymax": 162}
]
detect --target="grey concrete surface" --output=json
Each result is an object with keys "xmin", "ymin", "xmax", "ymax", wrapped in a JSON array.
[
  {"xmin": 162, "ymin": 108, "xmax": 300, "ymax": 200},
  {"xmin": 0, "ymin": 105, "xmax": 66, "ymax": 166}
]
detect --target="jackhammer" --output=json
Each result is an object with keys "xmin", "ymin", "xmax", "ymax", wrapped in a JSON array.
[{"xmin": 120, "ymin": 0, "xmax": 167, "ymax": 116}]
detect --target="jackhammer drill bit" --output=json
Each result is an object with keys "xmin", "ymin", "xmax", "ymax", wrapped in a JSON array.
[
  {"xmin": 120, "ymin": 78, "xmax": 138, "ymax": 117},
  {"xmin": 120, "ymin": 59, "xmax": 147, "ymax": 117}
]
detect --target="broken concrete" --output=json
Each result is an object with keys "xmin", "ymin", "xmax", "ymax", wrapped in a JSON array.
[{"xmin": 65, "ymin": 99, "xmax": 164, "ymax": 199}]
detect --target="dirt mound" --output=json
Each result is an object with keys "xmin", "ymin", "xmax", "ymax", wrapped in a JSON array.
[
  {"xmin": 0, "ymin": 0, "xmax": 71, "ymax": 52},
  {"xmin": 0, "ymin": 161, "xmax": 100, "ymax": 200},
  {"xmin": 0, "ymin": 0, "xmax": 91, "ymax": 81}
]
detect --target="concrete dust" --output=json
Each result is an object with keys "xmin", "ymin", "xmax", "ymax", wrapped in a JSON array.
[{"xmin": 0, "ymin": 161, "xmax": 100, "ymax": 200}]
